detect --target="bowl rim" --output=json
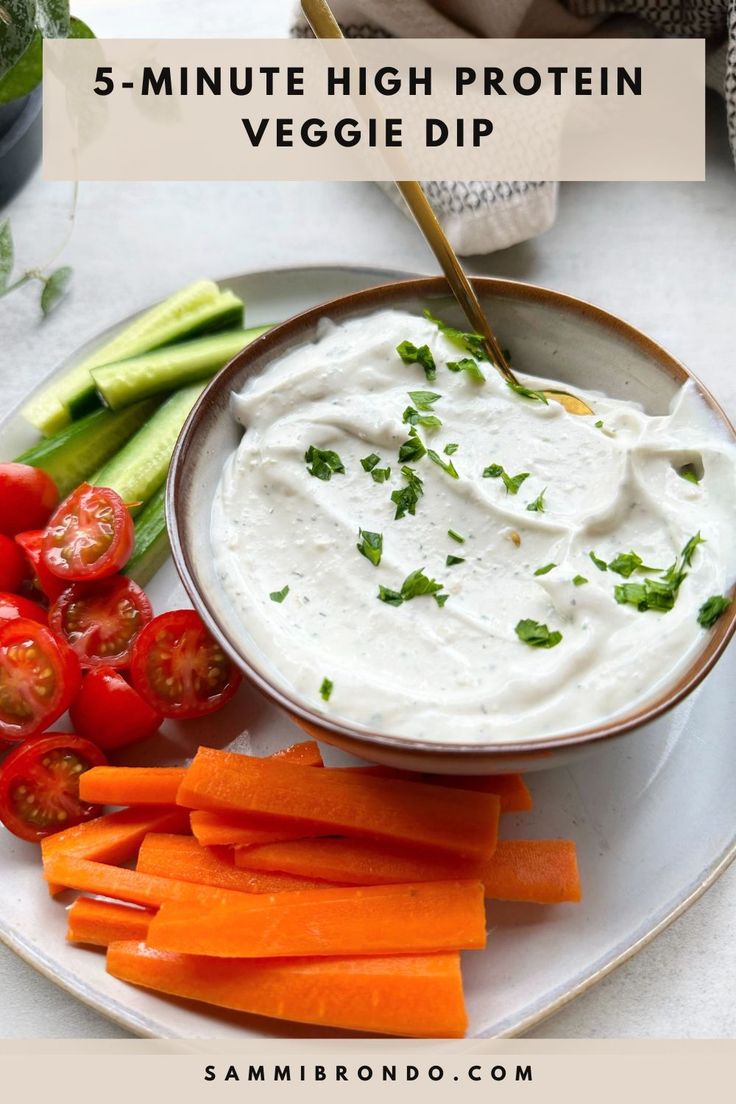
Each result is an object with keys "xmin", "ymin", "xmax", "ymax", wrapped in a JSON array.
[{"xmin": 167, "ymin": 274, "xmax": 736, "ymax": 759}]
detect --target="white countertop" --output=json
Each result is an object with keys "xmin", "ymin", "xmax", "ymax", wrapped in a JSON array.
[{"xmin": 1, "ymin": 0, "xmax": 735, "ymax": 1039}]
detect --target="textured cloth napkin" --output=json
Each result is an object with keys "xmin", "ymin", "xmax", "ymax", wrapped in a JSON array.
[{"xmin": 294, "ymin": 0, "xmax": 735, "ymax": 255}]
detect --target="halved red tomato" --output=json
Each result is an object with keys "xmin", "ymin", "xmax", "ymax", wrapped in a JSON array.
[
  {"xmin": 49, "ymin": 576, "xmax": 152, "ymax": 668},
  {"xmin": 130, "ymin": 609, "xmax": 241, "ymax": 719},
  {"xmin": 15, "ymin": 529, "xmax": 66, "ymax": 602},
  {"xmin": 70, "ymin": 667, "xmax": 162, "ymax": 750},
  {"xmin": 42, "ymin": 483, "xmax": 134, "ymax": 582},
  {"xmin": 0, "ymin": 733, "xmax": 107, "ymax": 842},
  {"xmin": 0, "ymin": 592, "xmax": 47, "ymax": 625},
  {"xmin": 0, "ymin": 463, "xmax": 58, "ymax": 537},
  {"xmin": 0, "ymin": 618, "xmax": 81, "ymax": 743},
  {"xmin": 0, "ymin": 533, "xmax": 27, "ymax": 592}
]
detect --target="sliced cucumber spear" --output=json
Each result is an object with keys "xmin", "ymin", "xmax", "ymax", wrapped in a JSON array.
[
  {"xmin": 92, "ymin": 325, "xmax": 270, "ymax": 411},
  {"xmin": 92, "ymin": 383, "xmax": 204, "ymax": 514},
  {"xmin": 14, "ymin": 399, "xmax": 160, "ymax": 497},
  {"xmin": 22, "ymin": 281, "xmax": 244, "ymax": 436},
  {"xmin": 123, "ymin": 482, "xmax": 169, "ymax": 587}
]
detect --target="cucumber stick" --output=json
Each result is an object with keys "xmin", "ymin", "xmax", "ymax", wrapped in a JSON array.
[
  {"xmin": 92, "ymin": 325, "xmax": 269, "ymax": 411},
  {"xmin": 92, "ymin": 383, "xmax": 204, "ymax": 513},
  {"xmin": 22, "ymin": 281, "xmax": 244, "ymax": 435},
  {"xmin": 14, "ymin": 399, "xmax": 159, "ymax": 496},
  {"xmin": 123, "ymin": 483, "xmax": 169, "ymax": 586}
]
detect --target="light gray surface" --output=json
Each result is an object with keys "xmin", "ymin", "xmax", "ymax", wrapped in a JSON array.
[{"xmin": 1, "ymin": 0, "xmax": 735, "ymax": 1039}]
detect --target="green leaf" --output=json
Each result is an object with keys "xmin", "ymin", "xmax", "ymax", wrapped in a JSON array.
[
  {"xmin": 371, "ymin": 466, "xmax": 391, "ymax": 484},
  {"xmin": 589, "ymin": 551, "xmax": 608, "ymax": 572},
  {"xmin": 319, "ymin": 677, "xmax": 333, "ymax": 702},
  {"xmin": 398, "ymin": 428, "xmax": 426, "ymax": 463},
  {"xmin": 607, "ymin": 550, "xmax": 660, "ymax": 578},
  {"xmin": 396, "ymin": 340, "xmax": 436, "ymax": 382},
  {"xmin": 482, "ymin": 463, "xmax": 529, "ymax": 495},
  {"xmin": 448, "ymin": 529, "xmax": 464, "ymax": 544},
  {"xmin": 446, "ymin": 554, "xmax": 464, "ymax": 566},
  {"xmin": 390, "ymin": 466, "xmax": 423, "ymax": 520},
  {"xmin": 572, "ymin": 575, "xmax": 588, "ymax": 586},
  {"xmin": 446, "ymin": 357, "xmax": 486, "ymax": 384},
  {"xmin": 534, "ymin": 563, "xmax": 556, "ymax": 576},
  {"xmin": 269, "ymin": 585, "xmax": 289, "ymax": 604},
  {"xmin": 360, "ymin": 453, "xmax": 380, "ymax": 472},
  {"xmin": 507, "ymin": 381, "xmax": 549, "ymax": 405},
  {"xmin": 614, "ymin": 579, "xmax": 676, "ymax": 612},
  {"xmin": 424, "ymin": 309, "xmax": 487, "ymax": 361},
  {"xmin": 594, "ymin": 419, "xmax": 604, "ymax": 429},
  {"xmin": 357, "ymin": 528, "xmax": 383, "ymax": 567},
  {"xmin": 434, "ymin": 593, "xmax": 449, "ymax": 607},
  {"xmin": 427, "ymin": 449, "xmax": 459, "ymax": 479},
  {"xmin": 515, "ymin": 619, "xmax": 562, "ymax": 648},
  {"xmin": 377, "ymin": 585, "xmax": 404, "ymax": 607},
  {"xmin": 402, "ymin": 406, "xmax": 441, "ymax": 430},
  {"xmin": 681, "ymin": 531, "xmax": 705, "ymax": 567},
  {"xmin": 0, "ymin": 26, "xmax": 41, "ymax": 103},
  {"xmin": 68, "ymin": 15, "xmax": 94, "ymax": 38},
  {"xmin": 444, "ymin": 442, "xmax": 458, "ymax": 455},
  {"xmin": 697, "ymin": 594, "xmax": 731, "ymax": 629},
  {"xmin": 0, "ymin": 219, "xmax": 13, "ymax": 293},
  {"xmin": 40, "ymin": 264, "xmax": 72, "ymax": 314},
  {"xmin": 0, "ymin": 0, "xmax": 35, "ymax": 84},
  {"xmin": 400, "ymin": 567, "xmax": 444, "ymax": 600},
  {"xmin": 408, "ymin": 390, "xmax": 441, "ymax": 411},
  {"xmin": 525, "ymin": 489, "xmax": 546, "ymax": 513},
  {"xmin": 304, "ymin": 445, "xmax": 345, "ymax": 481},
  {"xmin": 36, "ymin": 0, "xmax": 70, "ymax": 37}
]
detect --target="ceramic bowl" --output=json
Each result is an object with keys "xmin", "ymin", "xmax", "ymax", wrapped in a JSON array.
[{"xmin": 167, "ymin": 276, "xmax": 736, "ymax": 773}]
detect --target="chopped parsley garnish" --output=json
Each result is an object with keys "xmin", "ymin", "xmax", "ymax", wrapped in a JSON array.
[
  {"xmin": 408, "ymin": 390, "xmax": 441, "ymax": 411},
  {"xmin": 371, "ymin": 466, "xmax": 391, "ymax": 483},
  {"xmin": 679, "ymin": 465, "xmax": 701, "ymax": 485},
  {"xmin": 534, "ymin": 563, "xmax": 556, "ymax": 576},
  {"xmin": 697, "ymin": 595, "xmax": 731, "ymax": 628},
  {"xmin": 398, "ymin": 427, "xmax": 427, "ymax": 463},
  {"xmin": 423, "ymin": 309, "xmax": 487, "ymax": 361},
  {"xmin": 594, "ymin": 419, "xmax": 604, "ymax": 429},
  {"xmin": 304, "ymin": 445, "xmax": 345, "ymax": 481},
  {"xmin": 378, "ymin": 567, "xmax": 445, "ymax": 607},
  {"xmin": 448, "ymin": 529, "xmax": 465, "ymax": 544},
  {"xmin": 360, "ymin": 453, "xmax": 380, "ymax": 472},
  {"xmin": 435, "ymin": 593, "xmax": 450, "ymax": 607},
  {"xmin": 515, "ymin": 619, "xmax": 562, "ymax": 648},
  {"xmin": 447, "ymin": 357, "xmax": 486, "ymax": 384},
  {"xmin": 446, "ymin": 554, "xmax": 465, "ymax": 566},
  {"xmin": 482, "ymin": 463, "xmax": 529, "ymax": 495},
  {"xmin": 589, "ymin": 551, "xmax": 608, "ymax": 572},
  {"xmin": 608, "ymin": 551, "xmax": 660, "ymax": 578},
  {"xmin": 526, "ymin": 489, "xmax": 546, "ymax": 513},
  {"xmin": 444, "ymin": 442, "xmax": 459, "ymax": 455},
  {"xmin": 507, "ymin": 381, "xmax": 548, "ymax": 405},
  {"xmin": 269, "ymin": 585, "xmax": 289, "ymax": 603},
  {"xmin": 391, "ymin": 466, "xmax": 423, "ymax": 519},
  {"xmin": 357, "ymin": 528, "xmax": 383, "ymax": 567},
  {"xmin": 614, "ymin": 533, "xmax": 705, "ymax": 613},
  {"xmin": 397, "ymin": 340, "xmax": 437, "ymax": 381},
  {"xmin": 681, "ymin": 532, "xmax": 705, "ymax": 567},
  {"xmin": 319, "ymin": 677, "xmax": 333, "ymax": 702},
  {"xmin": 572, "ymin": 575, "xmax": 588, "ymax": 586},
  {"xmin": 427, "ymin": 449, "xmax": 459, "ymax": 479},
  {"xmin": 402, "ymin": 406, "xmax": 442, "ymax": 429}
]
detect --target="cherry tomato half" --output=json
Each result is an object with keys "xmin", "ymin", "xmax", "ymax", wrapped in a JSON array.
[
  {"xmin": 49, "ymin": 576, "xmax": 152, "ymax": 669},
  {"xmin": 70, "ymin": 667, "xmax": 162, "ymax": 750},
  {"xmin": 0, "ymin": 733, "xmax": 107, "ymax": 842},
  {"xmin": 0, "ymin": 592, "xmax": 47, "ymax": 625},
  {"xmin": 0, "ymin": 533, "xmax": 27, "ymax": 592},
  {"xmin": 0, "ymin": 618, "xmax": 81, "ymax": 744},
  {"xmin": 15, "ymin": 530, "xmax": 66, "ymax": 602},
  {"xmin": 42, "ymin": 483, "xmax": 134, "ymax": 582},
  {"xmin": 130, "ymin": 609, "xmax": 241, "ymax": 719},
  {"xmin": 0, "ymin": 463, "xmax": 58, "ymax": 537}
]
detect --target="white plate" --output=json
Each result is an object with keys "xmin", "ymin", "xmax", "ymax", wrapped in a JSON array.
[{"xmin": 1, "ymin": 265, "xmax": 735, "ymax": 1039}]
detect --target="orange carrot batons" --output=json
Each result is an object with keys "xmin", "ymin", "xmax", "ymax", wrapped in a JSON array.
[
  {"xmin": 67, "ymin": 897, "xmax": 155, "ymax": 947},
  {"xmin": 190, "ymin": 811, "xmax": 312, "ymax": 849},
  {"xmin": 41, "ymin": 807, "xmax": 190, "ymax": 867},
  {"xmin": 79, "ymin": 767, "xmax": 186, "ymax": 807},
  {"xmin": 482, "ymin": 839, "xmax": 581, "ymax": 903},
  {"xmin": 107, "ymin": 941, "xmax": 468, "ymax": 1038}
]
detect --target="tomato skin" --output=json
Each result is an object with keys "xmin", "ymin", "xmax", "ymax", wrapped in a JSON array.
[
  {"xmin": 0, "ymin": 533, "xmax": 27, "ymax": 592},
  {"xmin": 0, "ymin": 618, "xmax": 81, "ymax": 744},
  {"xmin": 0, "ymin": 733, "xmax": 107, "ymax": 843},
  {"xmin": 42, "ymin": 484, "xmax": 135, "ymax": 582},
  {"xmin": 48, "ymin": 576, "xmax": 153, "ymax": 669},
  {"xmin": 70, "ymin": 667, "xmax": 162, "ymax": 750},
  {"xmin": 0, "ymin": 463, "xmax": 58, "ymax": 537},
  {"xmin": 130, "ymin": 609, "xmax": 241, "ymax": 719},
  {"xmin": 0, "ymin": 592, "xmax": 47, "ymax": 625},
  {"xmin": 15, "ymin": 529, "xmax": 66, "ymax": 602}
]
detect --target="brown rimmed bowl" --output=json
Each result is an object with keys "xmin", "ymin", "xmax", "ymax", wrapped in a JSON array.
[{"xmin": 167, "ymin": 276, "xmax": 736, "ymax": 773}]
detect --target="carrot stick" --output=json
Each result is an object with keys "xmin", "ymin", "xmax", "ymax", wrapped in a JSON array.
[
  {"xmin": 347, "ymin": 767, "xmax": 532, "ymax": 812},
  {"xmin": 137, "ymin": 834, "xmax": 330, "ymax": 893},
  {"xmin": 177, "ymin": 747, "xmax": 499, "ymax": 861},
  {"xmin": 67, "ymin": 898, "xmax": 155, "ymax": 947},
  {"xmin": 234, "ymin": 836, "xmax": 580, "ymax": 903},
  {"xmin": 145, "ymin": 879, "xmax": 486, "ymax": 958},
  {"xmin": 190, "ymin": 811, "xmax": 313, "ymax": 849},
  {"xmin": 107, "ymin": 941, "xmax": 468, "ymax": 1038},
  {"xmin": 79, "ymin": 741, "xmax": 323, "ymax": 807}
]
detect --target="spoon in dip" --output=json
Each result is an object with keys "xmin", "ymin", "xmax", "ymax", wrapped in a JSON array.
[{"xmin": 301, "ymin": 0, "xmax": 594, "ymax": 415}]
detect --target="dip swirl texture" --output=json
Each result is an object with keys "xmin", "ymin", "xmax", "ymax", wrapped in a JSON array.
[{"xmin": 211, "ymin": 309, "xmax": 736, "ymax": 744}]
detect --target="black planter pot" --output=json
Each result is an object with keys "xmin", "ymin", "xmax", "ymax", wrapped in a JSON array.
[{"xmin": 0, "ymin": 85, "xmax": 42, "ymax": 208}]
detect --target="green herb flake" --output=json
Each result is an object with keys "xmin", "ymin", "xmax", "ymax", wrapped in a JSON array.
[
  {"xmin": 697, "ymin": 595, "xmax": 732, "ymax": 629},
  {"xmin": 397, "ymin": 340, "xmax": 437, "ymax": 382},
  {"xmin": 408, "ymin": 390, "xmax": 442, "ymax": 411},
  {"xmin": 269, "ymin": 585, "xmax": 290, "ymax": 603},
  {"xmin": 681, "ymin": 532, "xmax": 705, "ymax": 567},
  {"xmin": 402, "ymin": 406, "xmax": 442, "ymax": 429},
  {"xmin": 589, "ymin": 551, "xmax": 608, "ymax": 572},
  {"xmin": 507, "ymin": 381, "xmax": 549, "ymax": 405},
  {"xmin": 482, "ymin": 464, "xmax": 529, "ymax": 495},
  {"xmin": 572, "ymin": 575, "xmax": 589, "ymax": 586},
  {"xmin": 444, "ymin": 442, "xmax": 459, "ymax": 455},
  {"xmin": 371, "ymin": 466, "xmax": 391, "ymax": 484},
  {"xmin": 434, "ymin": 593, "xmax": 450, "ymax": 607},
  {"xmin": 614, "ymin": 579, "xmax": 677, "ymax": 612},
  {"xmin": 398, "ymin": 427, "xmax": 427, "ymax": 463},
  {"xmin": 679, "ymin": 465, "xmax": 701, "ymax": 485},
  {"xmin": 377, "ymin": 567, "xmax": 445, "ymax": 607},
  {"xmin": 319, "ymin": 677, "xmax": 333, "ymax": 702},
  {"xmin": 448, "ymin": 529, "xmax": 465, "ymax": 544},
  {"xmin": 526, "ymin": 489, "xmax": 546, "ymax": 513},
  {"xmin": 427, "ymin": 449, "xmax": 459, "ymax": 479},
  {"xmin": 360, "ymin": 453, "xmax": 380, "ymax": 472},
  {"xmin": 515, "ymin": 618, "xmax": 563, "ymax": 649},
  {"xmin": 305, "ymin": 445, "xmax": 345, "ymax": 481},
  {"xmin": 391, "ymin": 466, "xmax": 424, "ymax": 520},
  {"xmin": 377, "ymin": 585, "xmax": 404, "ymax": 606},
  {"xmin": 446, "ymin": 357, "xmax": 486, "ymax": 384},
  {"xmin": 423, "ymin": 309, "xmax": 487, "ymax": 361},
  {"xmin": 446, "ymin": 554, "xmax": 465, "ymax": 567},
  {"xmin": 534, "ymin": 563, "xmax": 556, "ymax": 576},
  {"xmin": 594, "ymin": 419, "xmax": 604, "ymax": 429},
  {"xmin": 357, "ymin": 528, "xmax": 383, "ymax": 567},
  {"xmin": 608, "ymin": 551, "xmax": 660, "ymax": 578}
]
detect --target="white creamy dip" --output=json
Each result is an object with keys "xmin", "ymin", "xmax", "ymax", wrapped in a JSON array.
[{"xmin": 211, "ymin": 308, "xmax": 736, "ymax": 744}]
